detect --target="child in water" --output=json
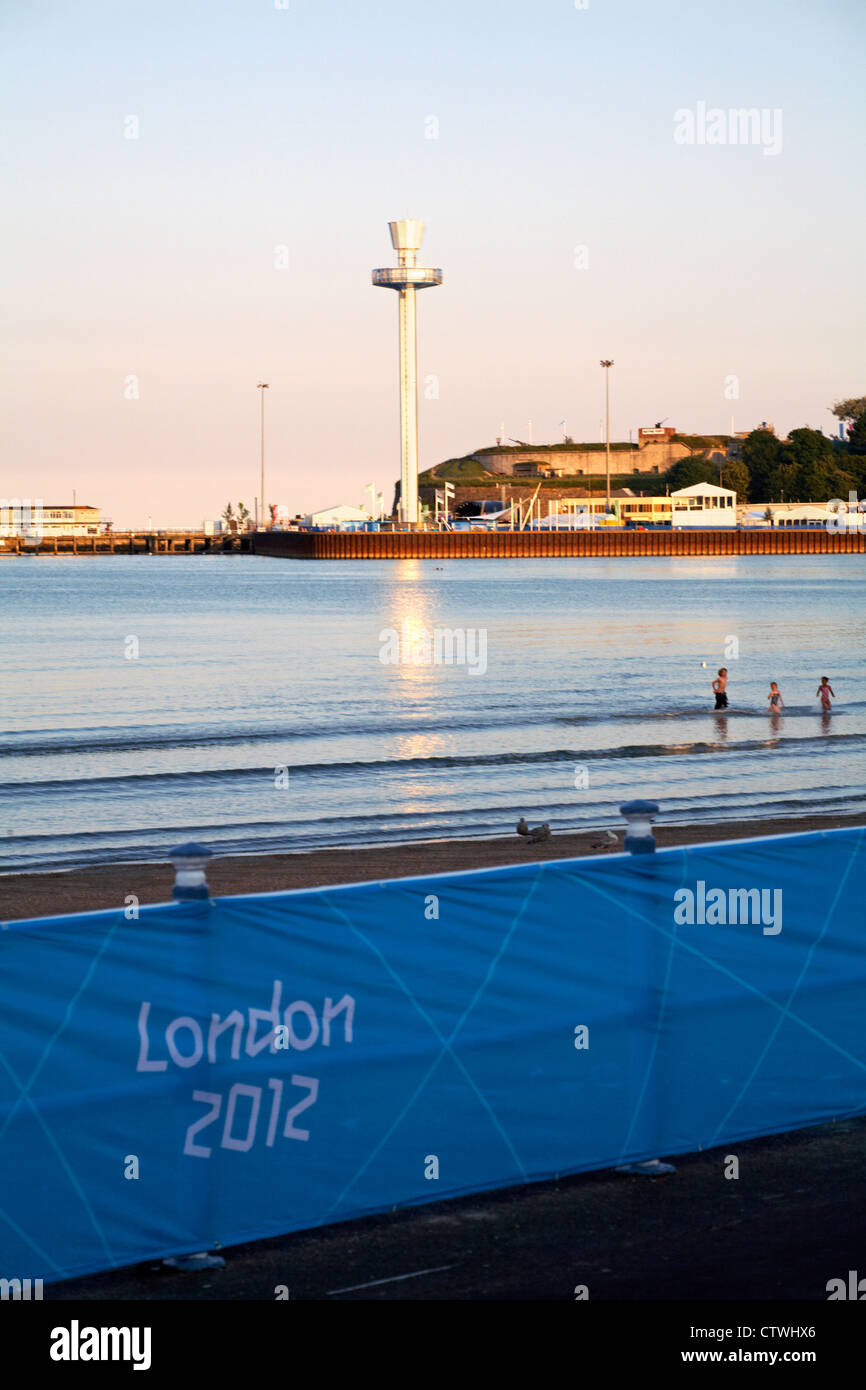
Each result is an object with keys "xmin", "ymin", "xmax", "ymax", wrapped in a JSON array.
[
  {"xmin": 768, "ymin": 682, "xmax": 784, "ymax": 710},
  {"xmin": 816, "ymin": 676, "xmax": 835, "ymax": 711},
  {"xmin": 712, "ymin": 668, "xmax": 728, "ymax": 710}
]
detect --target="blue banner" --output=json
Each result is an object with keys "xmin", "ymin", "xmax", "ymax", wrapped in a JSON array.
[{"xmin": 1, "ymin": 827, "xmax": 864, "ymax": 1283}]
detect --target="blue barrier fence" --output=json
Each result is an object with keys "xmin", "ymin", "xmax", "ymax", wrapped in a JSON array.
[{"xmin": 1, "ymin": 825, "xmax": 864, "ymax": 1284}]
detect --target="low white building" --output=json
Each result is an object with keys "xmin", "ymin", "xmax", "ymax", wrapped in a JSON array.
[
  {"xmin": 740, "ymin": 503, "xmax": 828, "ymax": 528},
  {"xmin": 0, "ymin": 503, "xmax": 102, "ymax": 537},
  {"xmin": 302, "ymin": 504, "xmax": 370, "ymax": 529},
  {"xmin": 670, "ymin": 482, "xmax": 736, "ymax": 528},
  {"xmin": 739, "ymin": 501, "xmax": 863, "ymax": 529}
]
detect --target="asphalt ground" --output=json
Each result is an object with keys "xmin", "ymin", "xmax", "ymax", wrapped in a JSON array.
[{"xmin": 49, "ymin": 1114, "xmax": 866, "ymax": 1302}]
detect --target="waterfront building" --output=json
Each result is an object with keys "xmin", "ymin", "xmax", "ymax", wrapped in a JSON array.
[
  {"xmin": 548, "ymin": 484, "xmax": 736, "ymax": 528},
  {"xmin": 738, "ymin": 501, "xmax": 859, "ymax": 528},
  {"xmin": 670, "ymin": 483, "xmax": 737, "ymax": 527},
  {"xmin": 0, "ymin": 503, "xmax": 102, "ymax": 537},
  {"xmin": 302, "ymin": 504, "xmax": 371, "ymax": 530}
]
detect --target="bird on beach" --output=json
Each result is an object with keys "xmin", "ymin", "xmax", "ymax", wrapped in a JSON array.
[
  {"xmin": 591, "ymin": 829, "xmax": 620, "ymax": 850},
  {"xmin": 516, "ymin": 818, "xmax": 551, "ymax": 843}
]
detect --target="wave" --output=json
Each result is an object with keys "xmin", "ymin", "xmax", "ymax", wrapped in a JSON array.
[
  {"xmin": 2, "ymin": 703, "xmax": 860, "ymax": 758},
  {"xmin": 5, "ymin": 789, "xmax": 866, "ymax": 872},
  {"xmin": 2, "ymin": 731, "xmax": 863, "ymax": 795}
]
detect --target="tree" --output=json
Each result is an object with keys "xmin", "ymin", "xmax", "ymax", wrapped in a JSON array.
[
  {"xmin": 664, "ymin": 454, "xmax": 718, "ymax": 492},
  {"xmin": 784, "ymin": 427, "xmax": 833, "ymax": 467},
  {"xmin": 830, "ymin": 396, "xmax": 866, "ymax": 455},
  {"xmin": 719, "ymin": 457, "xmax": 750, "ymax": 499},
  {"xmin": 740, "ymin": 429, "xmax": 781, "ymax": 501},
  {"xmin": 221, "ymin": 502, "xmax": 235, "ymax": 533},
  {"xmin": 781, "ymin": 427, "xmax": 834, "ymax": 501},
  {"xmin": 848, "ymin": 414, "xmax": 866, "ymax": 455},
  {"xmin": 236, "ymin": 503, "xmax": 251, "ymax": 530},
  {"xmin": 831, "ymin": 397, "xmax": 866, "ymax": 425}
]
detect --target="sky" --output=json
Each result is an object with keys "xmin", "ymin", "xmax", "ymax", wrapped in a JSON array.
[{"xmin": 2, "ymin": 0, "xmax": 864, "ymax": 527}]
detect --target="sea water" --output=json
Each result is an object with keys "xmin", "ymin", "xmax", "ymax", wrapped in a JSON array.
[{"xmin": 1, "ymin": 553, "xmax": 863, "ymax": 870}]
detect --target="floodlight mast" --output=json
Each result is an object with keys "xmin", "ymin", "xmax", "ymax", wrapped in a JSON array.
[{"xmin": 372, "ymin": 221, "xmax": 442, "ymax": 525}]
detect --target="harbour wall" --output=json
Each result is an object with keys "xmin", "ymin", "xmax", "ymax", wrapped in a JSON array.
[{"xmin": 253, "ymin": 529, "xmax": 866, "ymax": 560}]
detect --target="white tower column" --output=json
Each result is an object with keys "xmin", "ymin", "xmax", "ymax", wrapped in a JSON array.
[
  {"xmin": 372, "ymin": 220, "xmax": 442, "ymax": 527},
  {"xmin": 399, "ymin": 284, "xmax": 419, "ymax": 525}
]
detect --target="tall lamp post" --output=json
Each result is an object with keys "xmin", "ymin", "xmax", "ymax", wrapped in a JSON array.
[
  {"xmin": 600, "ymin": 360, "xmax": 614, "ymax": 510},
  {"xmin": 257, "ymin": 382, "xmax": 269, "ymax": 528}
]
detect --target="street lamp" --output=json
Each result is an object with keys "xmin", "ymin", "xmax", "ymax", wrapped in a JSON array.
[
  {"xmin": 600, "ymin": 360, "xmax": 614, "ymax": 510},
  {"xmin": 257, "ymin": 383, "xmax": 269, "ymax": 528}
]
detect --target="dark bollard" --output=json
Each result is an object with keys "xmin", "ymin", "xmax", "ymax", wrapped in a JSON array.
[
  {"xmin": 619, "ymin": 800, "xmax": 659, "ymax": 855},
  {"xmin": 170, "ymin": 842, "xmax": 213, "ymax": 901}
]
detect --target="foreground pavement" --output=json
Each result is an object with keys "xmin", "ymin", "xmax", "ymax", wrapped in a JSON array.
[{"xmin": 49, "ymin": 1116, "xmax": 866, "ymax": 1301}]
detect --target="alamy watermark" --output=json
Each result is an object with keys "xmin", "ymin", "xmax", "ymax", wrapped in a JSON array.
[
  {"xmin": 0, "ymin": 498, "xmax": 44, "ymax": 538},
  {"xmin": 826, "ymin": 493, "xmax": 866, "ymax": 534},
  {"xmin": 673, "ymin": 881, "xmax": 782, "ymax": 935},
  {"xmin": 379, "ymin": 622, "xmax": 487, "ymax": 676},
  {"xmin": 674, "ymin": 102, "xmax": 782, "ymax": 157},
  {"xmin": 1, "ymin": 1277, "xmax": 43, "ymax": 1300}
]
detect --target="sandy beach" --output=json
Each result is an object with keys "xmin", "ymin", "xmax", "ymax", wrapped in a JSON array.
[{"xmin": 3, "ymin": 809, "xmax": 864, "ymax": 922}]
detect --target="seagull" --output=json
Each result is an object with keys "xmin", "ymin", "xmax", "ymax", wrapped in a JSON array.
[
  {"xmin": 591, "ymin": 829, "xmax": 620, "ymax": 850},
  {"xmin": 517, "ymin": 817, "xmax": 551, "ymax": 843},
  {"xmin": 527, "ymin": 823, "xmax": 551, "ymax": 843}
]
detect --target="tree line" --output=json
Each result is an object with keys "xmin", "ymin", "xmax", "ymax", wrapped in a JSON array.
[{"xmin": 659, "ymin": 397, "xmax": 866, "ymax": 503}]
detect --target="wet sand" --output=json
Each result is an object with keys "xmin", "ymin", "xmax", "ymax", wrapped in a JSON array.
[{"xmin": 3, "ymin": 809, "xmax": 864, "ymax": 921}]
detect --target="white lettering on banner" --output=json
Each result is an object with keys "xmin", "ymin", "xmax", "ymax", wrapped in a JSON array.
[
  {"xmin": 208, "ymin": 1009, "xmax": 244, "ymax": 1062},
  {"xmin": 136, "ymin": 1001, "xmax": 166, "ymax": 1071},
  {"xmin": 247, "ymin": 979, "xmax": 283, "ymax": 1057},
  {"xmin": 136, "ymin": 984, "xmax": 355, "ymax": 1071},
  {"xmin": 285, "ymin": 1000, "xmax": 319, "ymax": 1050},
  {"xmin": 183, "ymin": 1076, "xmax": 320, "ymax": 1157},
  {"xmin": 166, "ymin": 1016, "xmax": 203, "ymax": 1067},
  {"xmin": 322, "ymin": 994, "xmax": 354, "ymax": 1045},
  {"xmin": 137, "ymin": 984, "xmax": 353, "ymax": 1158},
  {"xmin": 184, "ymin": 1091, "xmax": 222, "ymax": 1158}
]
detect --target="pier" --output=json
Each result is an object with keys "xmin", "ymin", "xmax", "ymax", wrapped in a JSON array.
[
  {"xmin": 0, "ymin": 531, "xmax": 253, "ymax": 556},
  {"xmin": 252, "ymin": 528, "xmax": 866, "ymax": 559}
]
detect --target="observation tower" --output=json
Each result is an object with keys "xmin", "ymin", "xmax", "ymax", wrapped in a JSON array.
[{"xmin": 372, "ymin": 220, "xmax": 442, "ymax": 525}]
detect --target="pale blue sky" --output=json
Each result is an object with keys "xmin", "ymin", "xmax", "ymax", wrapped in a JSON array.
[{"xmin": 2, "ymin": 0, "xmax": 864, "ymax": 525}]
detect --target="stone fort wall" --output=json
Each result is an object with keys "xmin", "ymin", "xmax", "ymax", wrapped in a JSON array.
[{"xmin": 473, "ymin": 442, "xmax": 720, "ymax": 476}]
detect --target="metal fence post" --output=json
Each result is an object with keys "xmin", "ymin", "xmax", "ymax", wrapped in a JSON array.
[
  {"xmin": 620, "ymin": 799, "xmax": 659, "ymax": 855},
  {"xmin": 615, "ymin": 801, "xmax": 676, "ymax": 1177},
  {"xmin": 161, "ymin": 841, "xmax": 226, "ymax": 1271},
  {"xmin": 170, "ymin": 842, "xmax": 213, "ymax": 901}
]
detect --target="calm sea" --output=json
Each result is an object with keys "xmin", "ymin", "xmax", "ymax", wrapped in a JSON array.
[{"xmin": 1, "ymin": 554, "xmax": 864, "ymax": 872}]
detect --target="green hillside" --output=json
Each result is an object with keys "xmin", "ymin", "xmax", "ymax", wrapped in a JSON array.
[{"xmin": 419, "ymin": 456, "xmax": 499, "ymax": 485}]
